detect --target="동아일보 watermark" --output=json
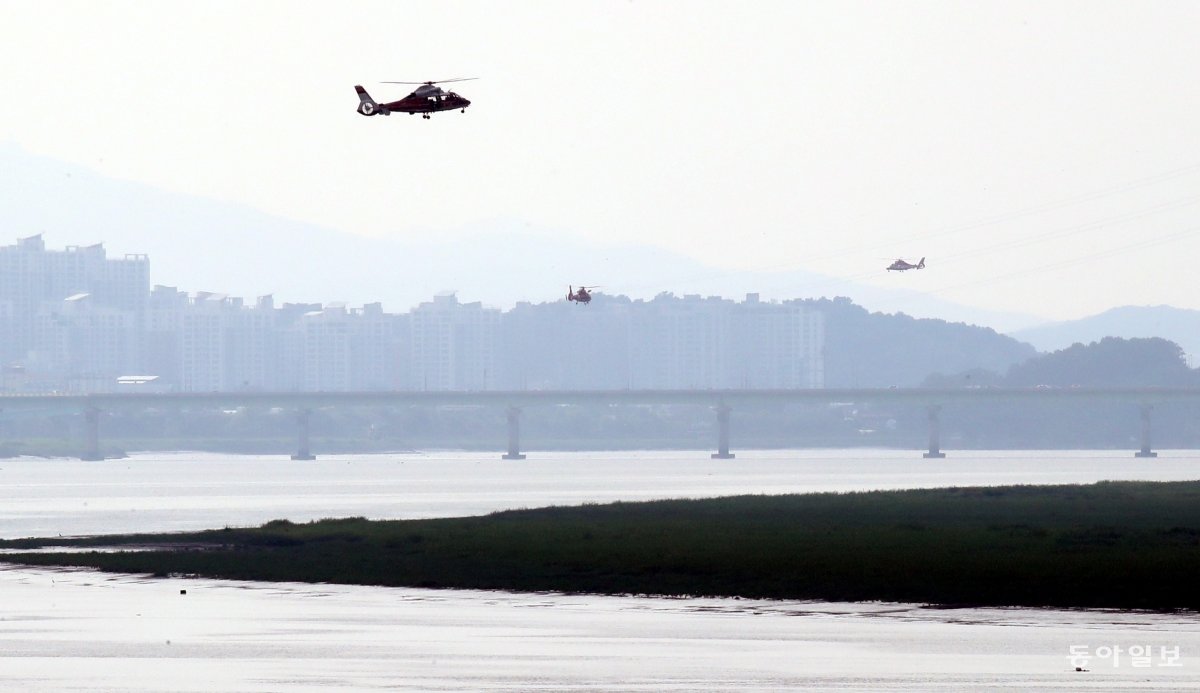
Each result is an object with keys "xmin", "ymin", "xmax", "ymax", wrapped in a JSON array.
[{"xmin": 1068, "ymin": 645, "xmax": 1182, "ymax": 670}]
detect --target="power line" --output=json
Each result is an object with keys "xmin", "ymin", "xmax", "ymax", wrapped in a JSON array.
[{"xmin": 890, "ymin": 224, "xmax": 1200, "ymax": 305}]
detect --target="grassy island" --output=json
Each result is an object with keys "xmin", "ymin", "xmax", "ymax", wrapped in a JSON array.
[{"xmin": 4, "ymin": 480, "xmax": 1200, "ymax": 610}]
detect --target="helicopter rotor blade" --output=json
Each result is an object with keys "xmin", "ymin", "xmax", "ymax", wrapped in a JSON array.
[{"xmin": 382, "ymin": 78, "xmax": 478, "ymax": 85}]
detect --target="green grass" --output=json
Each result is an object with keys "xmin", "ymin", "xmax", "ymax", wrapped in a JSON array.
[{"xmin": 5, "ymin": 480, "xmax": 1200, "ymax": 609}]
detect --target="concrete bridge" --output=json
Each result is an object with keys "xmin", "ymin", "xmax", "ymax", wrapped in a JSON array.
[{"xmin": 2, "ymin": 387, "xmax": 1198, "ymax": 461}]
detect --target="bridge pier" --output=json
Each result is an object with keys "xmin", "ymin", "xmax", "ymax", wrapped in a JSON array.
[
  {"xmin": 923, "ymin": 404, "xmax": 946, "ymax": 459},
  {"xmin": 81, "ymin": 406, "xmax": 104, "ymax": 461},
  {"xmin": 502, "ymin": 406, "xmax": 527, "ymax": 459},
  {"xmin": 1135, "ymin": 404, "xmax": 1158, "ymax": 458},
  {"xmin": 711, "ymin": 403, "xmax": 735, "ymax": 459},
  {"xmin": 291, "ymin": 408, "xmax": 316, "ymax": 460}
]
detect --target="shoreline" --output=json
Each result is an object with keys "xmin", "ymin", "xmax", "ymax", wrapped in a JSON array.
[{"xmin": 5, "ymin": 444, "xmax": 1194, "ymax": 460}]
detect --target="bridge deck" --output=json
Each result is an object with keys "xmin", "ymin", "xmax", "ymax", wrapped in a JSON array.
[{"xmin": 2, "ymin": 387, "xmax": 1200, "ymax": 412}]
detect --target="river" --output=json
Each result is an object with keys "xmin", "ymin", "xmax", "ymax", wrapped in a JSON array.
[{"xmin": 1, "ymin": 449, "xmax": 1197, "ymax": 690}]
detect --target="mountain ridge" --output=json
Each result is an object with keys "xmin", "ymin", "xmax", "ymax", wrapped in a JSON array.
[
  {"xmin": 1009, "ymin": 305, "xmax": 1200, "ymax": 361},
  {"xmin": 3, "ymin": 143, "xmax": 1038, "ymax": 330}
]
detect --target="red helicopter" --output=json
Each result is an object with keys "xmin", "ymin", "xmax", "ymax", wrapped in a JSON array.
[
  {"xmin": 567, "ymin": 285, "xmax": 598, "ymax": 304},
  {"xmin": 354, "ymin": 78, "xmax": 475, "ymax": 120}
]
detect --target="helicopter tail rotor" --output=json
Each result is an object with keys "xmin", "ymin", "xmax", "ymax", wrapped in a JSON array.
[{"xmin": 355, "ymin": 85, "xmax": 380, "ymax": 116}]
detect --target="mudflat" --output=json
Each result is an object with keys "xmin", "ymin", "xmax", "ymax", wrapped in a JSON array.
[{"xmin": 4, "ymin": 480, "xmax": 1200, "ymax": 610}]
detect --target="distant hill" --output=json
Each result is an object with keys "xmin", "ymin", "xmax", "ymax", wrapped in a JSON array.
[
  {"xmin": 0, "ymin": 143, "xmax": 1039, "ymax": 330},
  {"xmin": 803, "ymin": 297, "xmax": 1038, "ymax": 388},
  {"xmin": 1003, "ymin": 337, "xmax": 1196, "ymax": 388},
  {"xmin": 1009, "ymin": 305, "xmax": 1200, "ymax": 362}
]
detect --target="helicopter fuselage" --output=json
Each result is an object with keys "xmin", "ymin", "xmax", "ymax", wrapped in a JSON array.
[
  {"xmin": 355, "ymin": 85, "xmax": 471, "ymax": 118},
  {"xmin": 382, "ymin": 93, "xmax": 472, "ymax": 115},
  {"xmin": 886, "ymin": 257, "xmax": 925, "ymax": 271}
]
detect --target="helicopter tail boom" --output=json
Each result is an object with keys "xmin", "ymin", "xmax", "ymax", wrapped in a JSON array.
[{"xmin": 354, "ymin": 85, "xmax": 390, "ymax": 116}]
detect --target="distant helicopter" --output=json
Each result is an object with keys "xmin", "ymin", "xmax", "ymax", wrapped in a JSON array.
[
  {"xmin": 354, "ymin": 78, "xmax": 475, "ymax": 120},
  {"xmin": 886, "ymin": 257, "xmax": 926, "ymax": 272},
  {"xmin": 567, "ymin": 285, "xmax": 598, "ymax": 304}
]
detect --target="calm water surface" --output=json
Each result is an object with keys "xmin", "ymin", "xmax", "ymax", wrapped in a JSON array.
[
  {"xmin": 1, "ymin": 449, "xmax": 1198, "ymax": 690},
  {"xmin": 4, "ymin": 448, "xmax": 1200, "ymax": 538}
]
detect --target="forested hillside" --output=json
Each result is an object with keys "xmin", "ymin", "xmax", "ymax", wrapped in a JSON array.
[
  {"xmin": 924, "ymin": 336, "xmax": 1198, "ymax": 388},
  {"xmin": 803, "ymin": 297, "xmax": 1038, "ymax": 387}
]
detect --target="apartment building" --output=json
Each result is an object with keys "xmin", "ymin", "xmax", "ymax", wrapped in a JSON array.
[
  {"xmin": 410, "ymin": 292, "xmax": 500, "ymax": 390},
  {"xmin": 1, "ymin": 235, "xmax": 148, "ymax": 387},
  {"xmin": 0, "ymin": 237, "xmax": 825, "ymax": 393}
]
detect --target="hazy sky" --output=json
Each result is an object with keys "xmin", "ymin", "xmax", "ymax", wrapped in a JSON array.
[{"xmin": 2, "ymin": 1, "xmax": 1199, "ymax": 321}]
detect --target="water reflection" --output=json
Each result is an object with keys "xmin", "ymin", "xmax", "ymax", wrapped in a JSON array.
[
  {"xmin": 3, "ymin": 448, "xmax": 1199, "ymax": 539},
  {"xmin": 1, "ymin": 449, "xmax": 1198, "ymax": 690},
  {"xmin": 1, "ymin": 565, "xmax": 1196, "ymax": 692}
]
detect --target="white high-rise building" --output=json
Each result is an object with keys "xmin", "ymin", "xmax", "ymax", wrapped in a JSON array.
[
  {"xmin": 145, "ymin": 285, "xmax": 188, "ymax": 389},
  {"xmin": 31, "ymin": 293, "xmax": 140, "ymax": 392},
  {"xmin": 728, "ymin": 294, "xmax": 824, "ymax": 389},
  {"xmin": 1, "ymin": 236, "xmax": 826, "ymax": 394},
  {"xmin": 178, "ymin": 292, "xmax": 228, "ymax": 393},
  {"xmin": 629, "ymin": 294, "xmax": 730, "ymax": 389},
  {"xmin": 348, "ymin": 302, "xmax": 405, "ymax": 391},
  {"xmin": 298, "ymin": 304, "xmax": 351, "ymax": 391},
  {"xmin": 624, "ymin": 293, "xmax": 824, "ymax": 390},
  {"xmin": 0, "ymin": 235, "xmax": 148, "ymax": 369},
  {"xmin": 223, "ymin": 295, "xmax": 277, "ymax": 391},
  {"xmin": 290, "ymin": 302, "xmax": 404, "ymax": 392},
  {"xmin": 411, "ymin": 293, "xmax": 499, "ymax": 390}
]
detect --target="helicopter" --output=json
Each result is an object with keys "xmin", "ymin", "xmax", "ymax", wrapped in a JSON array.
[
  {"xmin": 567, "ymin": 285, "xmax": 598, "ymax": 304},
  {"xmin": 354, "ymin": 78, "xmax": 475, "ymax": 120},
  {"xmin": 886, "ymin": 257, "xmax": 925, "ymax": 272}
]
